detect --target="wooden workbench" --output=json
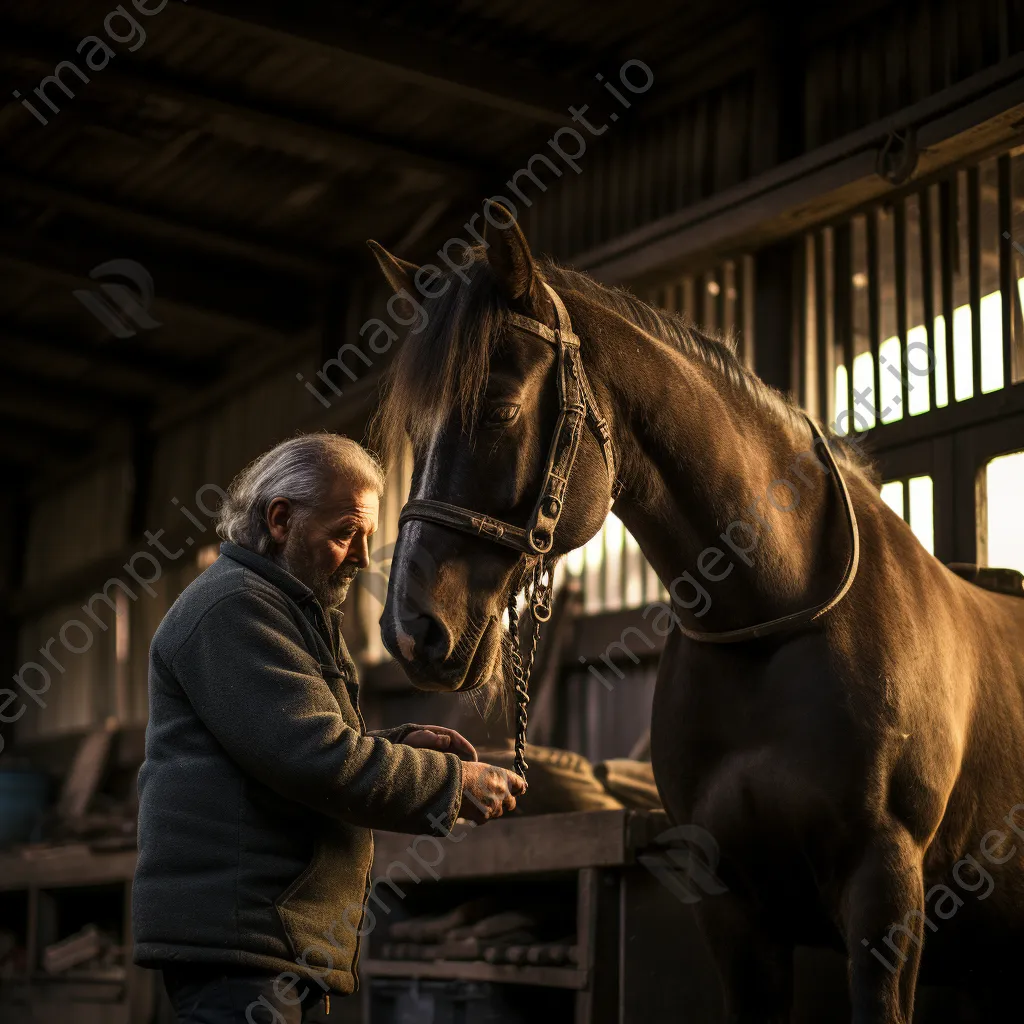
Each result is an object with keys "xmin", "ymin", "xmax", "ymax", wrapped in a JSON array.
[
  {"xmin": 0, "ymin": 811, "xmax": 729, "ymax": 1024},
  {"xmin": 366, "ymin": 809, "xmax": 724, "ymax": 1024}
]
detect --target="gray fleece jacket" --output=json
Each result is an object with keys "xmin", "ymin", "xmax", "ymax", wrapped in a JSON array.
[{"xmin": 132, "ymin": 542, "xmax": 463, "ymax": 995}]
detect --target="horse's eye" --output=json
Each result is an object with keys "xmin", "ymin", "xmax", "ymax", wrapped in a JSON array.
[{"xmin": 484, "ymin": 403, "xmax": 520, "ymax": 427}]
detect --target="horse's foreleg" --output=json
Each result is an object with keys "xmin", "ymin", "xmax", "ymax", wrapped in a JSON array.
[
  {"xmin": 841, "ymin": 829, "xmax": 926, "ymax": 1024},
  {"xmin": 695, "ymin": 893, "xmax": 793, "ymax": 1024}
]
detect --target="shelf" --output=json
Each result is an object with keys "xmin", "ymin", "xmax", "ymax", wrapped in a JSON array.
[
  {"xmin": 372, "ymin": 808, "xmax": 670, "ymax": 881},
  {"xmin": 0, "ymin": 849, "xmax": 136, "ymax": 892},
  {"xmin": 361, "ymin": 958, "xmax": 588, "ymax": 989}
]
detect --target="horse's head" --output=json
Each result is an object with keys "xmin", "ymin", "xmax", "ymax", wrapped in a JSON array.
[{"xmin": 370, "ymin": 205, "xmax": 616, "ymax": 692}]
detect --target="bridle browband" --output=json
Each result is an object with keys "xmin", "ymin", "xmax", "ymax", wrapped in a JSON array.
[{"xmin": 397, "ymin": 282, "xmax": 860, "ymax": 779}]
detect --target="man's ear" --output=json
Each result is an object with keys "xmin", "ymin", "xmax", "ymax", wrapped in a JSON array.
[
  {"xmin": 483, "ymin": 201, "xmax": 545, "ymax": 311},
  {"xmin": 266, "ymin": 497, "xmax": 293, "ymax": 546},
  {"xmin": 367, "ymin": 240, "xmax": 419, "ymax": 295}
]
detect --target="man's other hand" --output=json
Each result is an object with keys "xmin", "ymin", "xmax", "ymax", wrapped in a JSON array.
[
  {"xmin": 458, "ymin": 762, "xmax": 527, "ymax": 824},
  {"xmin": 403, "ymin": 726, "xmax": 477, "ymax": 761}
]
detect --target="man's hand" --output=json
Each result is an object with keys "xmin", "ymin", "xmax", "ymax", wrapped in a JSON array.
[
  {"xmin": 458, "ymin": 762, "xmax": 527, "ymax": 824},
  {"xmin": 403, "ymin": 726, "xmax": 477, "ymax": 761}
]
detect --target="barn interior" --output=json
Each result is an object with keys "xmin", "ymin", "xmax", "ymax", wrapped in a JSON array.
[{"xmin": 1, "ymin": 0, "xmax": 1023, "ymax": 1021}]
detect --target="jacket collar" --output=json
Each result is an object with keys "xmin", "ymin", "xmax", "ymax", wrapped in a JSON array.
[{"xmin": 219, "ymin": 541, "xmax": 316, "ymax": 605}]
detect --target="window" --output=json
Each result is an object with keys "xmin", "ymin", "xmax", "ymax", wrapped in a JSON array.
[
  {"xmin": 879, "ymin": 476, "xmax": 936, "ymax": 555},
  {"xmin": 985, "ymin": 452, "xmax": 1024, "ymax": 573},
  {"xmin": 804, "ymin": 153, "xmax": 1024, "ymax": 436}
]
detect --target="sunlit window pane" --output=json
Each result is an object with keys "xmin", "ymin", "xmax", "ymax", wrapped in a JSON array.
[
  {"xmin": 880, "ymin": 481, "xmax": 905, "ymax": 519},
  {"xmin": 907, "ymin": 476, "xmax": 935, "ymax": 555},
  {"xmin": 852, "ymin": 351, "xmax": 875, "ymax": 428},
  {"xmin": 933, "ymin": 314, "xmax": 950, "ymax": 408},
  {"xmin": 980, "ymin": 290, "xmax": 1004, "ymax": 394},
  {"xmin": 987, "ymin": 452, "xmax": 1024, "ymax": 573},
  {"xmin": 906, "ymin": 325, "xmax": 931, "ymax": 416},
  {"xmin": 878, "ymin": 337, "xmax": 903, "ymax": 423},
  {"xmin": 834, "ymin": 364, "xmax": 849, "ymax": 434},
  {"xmin": 953, "ymin": 303, "xmax": 973, "ymax": 401}
]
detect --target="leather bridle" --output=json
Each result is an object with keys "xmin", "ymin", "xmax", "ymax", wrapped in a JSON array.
[
  {"xmin": 400, "ymin": 284, "xmax": 618, "ymax": 559},
  {"xmin": 396, "ymin": 282, "xmax": 860, "ymax": 779}
]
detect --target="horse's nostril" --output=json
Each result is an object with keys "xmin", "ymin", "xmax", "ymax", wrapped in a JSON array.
[{"xmin": 401, "ymin": 613, "xmax": 450, "ymax": 663}]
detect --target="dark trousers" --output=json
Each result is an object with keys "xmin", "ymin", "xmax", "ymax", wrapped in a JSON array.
[{"xmin": 162, "ymin": 965, "xmax": 329, "ymax": 1023}]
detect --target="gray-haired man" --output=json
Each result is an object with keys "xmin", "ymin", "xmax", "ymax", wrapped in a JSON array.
[{"xmin": 133, "ymin": 433, "xmax": 524, "ymax": 1023}]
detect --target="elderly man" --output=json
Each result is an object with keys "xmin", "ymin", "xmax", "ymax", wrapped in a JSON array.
[{"xmin": 133, "ymin": 433, "xmax": 524, "ymax": 1023}]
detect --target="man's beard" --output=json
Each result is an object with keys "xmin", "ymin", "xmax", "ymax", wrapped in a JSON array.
[
  {"xmin": 275, "ymin": 536, "xmax": 360, "ymax": 610},
  {"xmin": 312, "ymin": 563, "xmax": 359, "ymax": 610}
]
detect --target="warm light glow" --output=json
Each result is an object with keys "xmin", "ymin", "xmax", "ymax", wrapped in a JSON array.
[
  {"xmin": 987, "ymin": 452, "xmax": 1024, "ymax": 573},
  {"xmin": 907, "ymin": 476, "xmax": 934, "ymax": 555},
  {"xmin": 880, "ymin": 481, "xmax": 905, "ymax": 519},
  {"xmin": 833, "ymin": 286, "xmax": 1011, "ymax": 426}
]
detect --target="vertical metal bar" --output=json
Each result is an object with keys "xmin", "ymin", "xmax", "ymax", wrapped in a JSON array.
[
  {"xmin": 894, "ymin": 198, "xmax": 910, "ymax": 413},
  {"xmin": 968, "ymin": 166, "xmax": 982, "ymax": 396},
  {"xmin": 866, "ymin": 208, "xmax": 882, "ymax": 423},
  {"xmin": 815, "ymin": 231, "xmax": 830, "ymax": 423},
  {"xmin": 998, "ymin": 153, "xmax": 1013, "ymax": 389},
  {"xmin": 939, "ymin": 179, "xmax": 956, "ymax": 396},
  {"xmin": 919, "ymin": 187, "xmax": 938, "ymax": 411},
  {"xmin": 834, "ymin": 222, "xmax": 854, "ymax": 431}
]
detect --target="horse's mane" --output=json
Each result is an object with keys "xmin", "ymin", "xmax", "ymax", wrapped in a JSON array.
[{"xmin": 370, "ymin": 249, "xmax": 873, "ymax": 482}]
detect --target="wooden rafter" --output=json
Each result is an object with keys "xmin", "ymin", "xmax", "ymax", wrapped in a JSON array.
[{"xmin": 191, "ymin": 1, "xmax": 576, "ymax": 126}]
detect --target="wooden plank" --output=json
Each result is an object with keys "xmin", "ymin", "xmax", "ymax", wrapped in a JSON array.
[
  {"xmin": 939, "ymin": 178, "xmax": 957, "ymax": 398},
  {"xmin": 815, "ymin": 231, "xmax": 832, "ymax": 423},
  {"xmin": 998, "ymin": 153, "xmax": 1014, "ymax": 388},
  {"xmin": 834, "ymin": 222, "xmax": 855, "ymax": 431},
  {"xmin": 0, "ymin": 850, "xmax": 137, "ymax": 892},
  {"xmin": 0, "ymin": 172, "xmax": 331, "ymax": 280},
  {"xmin": 860, "ymin": 380, "xmax": 1024, "ymax": 452},
  {"xmin": 575, "ymin": 64, "xmax": 1024, "ymax": 286},
  {"xmin": 895, "ymin": 198, "xmax": 911, "ymax": 414},
  {"xmin": 617, "ymin": 867, "xmax": 723, "ymax": 1023},
  {"xmin": 867, "ymin": 207, "xmax": 883, "ymax": 420},
  {"xmin": 968, "ymin": 166, "xmax": 983, "ymax": 398},
  {"xmin": 360, "ymin": 958, "xmax": 587, "ymax": 989},
  {"xmin": 192, "ymin": 0, "xmax": 575, "ymax": 126},
  {"xmin": 372, "ymin": 810, "xmax": 630, "ymax": 881},
  {"xmin": 919, "ymin": 185, "xmax": 939, "ymax": 411}
]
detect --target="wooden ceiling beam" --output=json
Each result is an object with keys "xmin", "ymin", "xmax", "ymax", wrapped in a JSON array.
[
  {"xmin": 0, "ymin": 236, "xmax": 303, "ymax": 346},
  {"xmin": 192, "ymin": 1, "xmax": 576, "ymax": 126},
  {"xmin": 0, "ymin": 171, "xmax": 336, "ymax": 280},
  {"xmin": 5, "ymin": 31, "xmax": 481, "ymax": 186},
  {"xmin": 0, "ymin": 325, "xmax": 211, "ymax": 391}
]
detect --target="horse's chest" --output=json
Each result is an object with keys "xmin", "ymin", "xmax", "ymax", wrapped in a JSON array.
[{"xmin": 649, "ymin": 634, "xmax": 862, "ymax": 835}]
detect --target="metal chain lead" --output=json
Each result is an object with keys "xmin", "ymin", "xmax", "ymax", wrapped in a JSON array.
[{"xmin": 507, "ymin": 558, "xmax": 550, "ymax": 779}]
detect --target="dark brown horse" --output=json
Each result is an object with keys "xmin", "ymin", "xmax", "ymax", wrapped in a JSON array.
[{"xmin": 370, "ymin": 206, "xmax": 1024, "ymax": 1023}]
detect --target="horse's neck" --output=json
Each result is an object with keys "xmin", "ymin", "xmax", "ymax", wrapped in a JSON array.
[{"xmin": 597, "ymin": 324, "xmax": 843, "ymax": 632}]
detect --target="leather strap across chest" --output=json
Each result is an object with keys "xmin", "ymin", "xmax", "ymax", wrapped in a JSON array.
[{"xmin": 399, "ymin": 283, "xmax": 617, "ymax": 556}]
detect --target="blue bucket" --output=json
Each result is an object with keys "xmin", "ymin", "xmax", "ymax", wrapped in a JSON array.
[{"xmin": 0, "ymin": 770, "xmax": 49, "ymax": 847}]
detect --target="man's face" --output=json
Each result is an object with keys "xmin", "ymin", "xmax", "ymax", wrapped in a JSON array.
[{"xmin": 269, "ymin": 477, "xmax": 379, "ymax": 610}]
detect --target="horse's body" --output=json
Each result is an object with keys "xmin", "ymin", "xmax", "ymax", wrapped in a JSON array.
[{"xmin": 370, "ymin": 207, "xmax": 1024, "ymax": 1022}]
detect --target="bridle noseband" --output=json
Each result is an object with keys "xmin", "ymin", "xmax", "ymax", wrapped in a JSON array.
[
  {"xmin": 396, "ymin": 283, "xmax": 860, "ymax": 781},
  {"xmin": 398, "ymin": 283, "xmax": 618, "ymax": 778}
]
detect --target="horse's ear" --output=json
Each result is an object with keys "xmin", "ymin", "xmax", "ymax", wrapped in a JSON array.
[
  {"xmin": 367, "ymin": 240, "xmax": 418, "ymax": 295},
  {"xmin": 483, "ymin": 201, "xmax": 540, "ymax": 305}
]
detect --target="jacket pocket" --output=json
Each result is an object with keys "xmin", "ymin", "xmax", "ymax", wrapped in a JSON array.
[{"xmin": 273, "ymin": 829, "xmax": 372, "ymax": 982}]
